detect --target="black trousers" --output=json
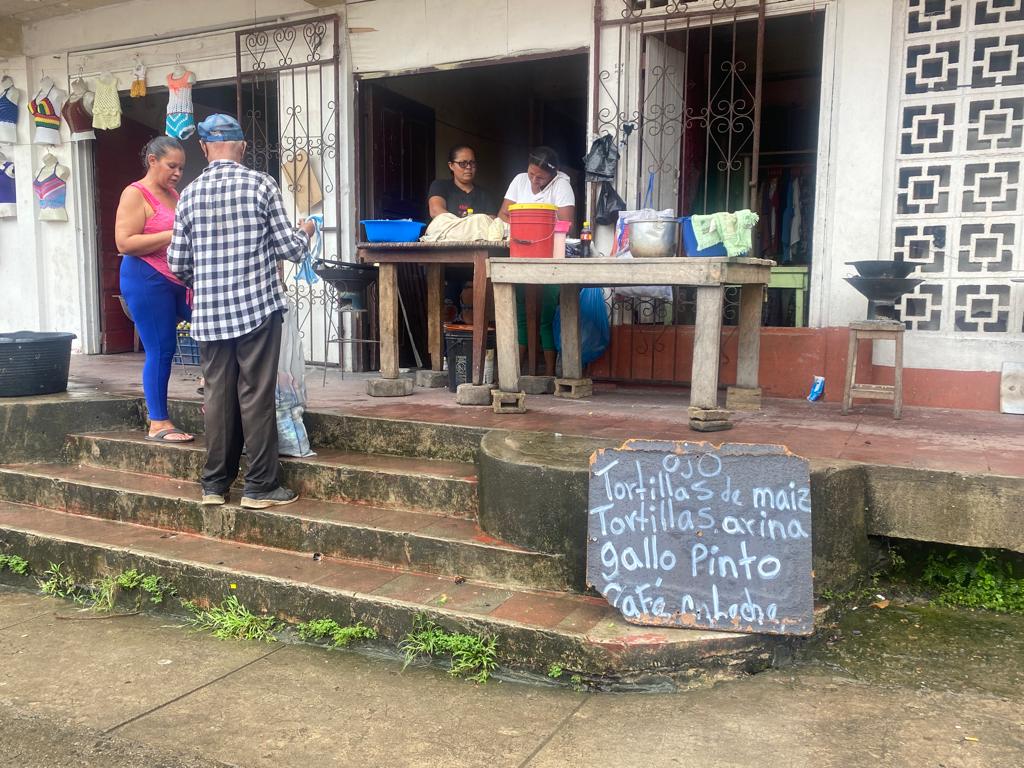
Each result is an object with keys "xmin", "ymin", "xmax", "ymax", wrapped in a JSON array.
[{"xmin": 198, "ymin": 311, "xmax": 282, "ymax": 495}]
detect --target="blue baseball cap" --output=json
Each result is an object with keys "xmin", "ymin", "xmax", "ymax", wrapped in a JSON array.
[{"xmin": 197, "ymin": 114, "xmax": 245, "ymax": 142}]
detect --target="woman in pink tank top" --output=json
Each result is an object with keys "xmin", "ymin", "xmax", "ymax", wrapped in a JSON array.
[{"xmin": 115, "ymin": 136, "xmax": 194, "ymax": 443}]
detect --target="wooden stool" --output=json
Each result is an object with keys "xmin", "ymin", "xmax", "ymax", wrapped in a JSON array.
[{"xmin": 842, "ymin": 320, "xmax": 905, "ymax": 419}]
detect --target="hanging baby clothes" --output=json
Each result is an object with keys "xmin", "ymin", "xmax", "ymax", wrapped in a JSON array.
[
  {"xmin": 690, "ymin": 210, "xmax": 760, "ymax": 257},
  {"xmin": 28, "ymin": 83, "xmax": 64, "ymax": 145},
  {"xmin": 0, "ymin": 159, "xmax": 16, "ymax": 218},
  {"xmin": 130, "ymin": 62, "xmax": 147, "ymax": 98},
  {"xmin": 62, "ymin": 91, "xmax": 95, "ymax": 141},
  {"xmin": 165, "ymin": 71, "xmax": 195, "ymax": 140},
  {"xmin": 34, "ymin": 163, "xmax": 68, "ymax": 222},
  {"xmin": 92, "ymin": 74, "xmax": 121, "ymax": 130},
  {"xmin": 0, "ymin": 82, "xmax": 18, "ymax": 145}
]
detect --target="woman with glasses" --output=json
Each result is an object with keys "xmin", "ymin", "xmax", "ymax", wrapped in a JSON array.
[
  {"xmin": 428, "ymin": 144, "xmax": 495, "ymax": 219},
  {"xmin": 498, "ymin": 146, "xmax": 576, "ymax": 377}
]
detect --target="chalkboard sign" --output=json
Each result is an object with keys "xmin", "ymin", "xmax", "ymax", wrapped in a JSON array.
[{"xmin": 586, "ymin": 440, "xmax": 813, "ymax": 636}]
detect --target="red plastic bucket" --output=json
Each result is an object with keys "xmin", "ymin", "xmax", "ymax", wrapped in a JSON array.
[{"xmin": 509, "ymin": 203, "xmax": 557, "ymax": 258}]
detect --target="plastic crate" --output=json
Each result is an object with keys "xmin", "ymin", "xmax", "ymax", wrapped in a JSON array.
[
  {"xmin": 174, "ymin": 333, "xmax": 200, "ymax": 366},
  {"xmin": 443, "ymin": 323, "xmax": 496, "ymax": 392},
  {"xmin": 680, "ymin": 216, "xmax": 728, "ymax": 257},
  {"xmin": 360, "ymin": 219, "xmax": 426, "ymax": 243}
]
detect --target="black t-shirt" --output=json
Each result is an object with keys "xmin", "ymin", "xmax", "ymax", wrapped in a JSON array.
[{"xmin": 428, "ymin": 178, "xmax": 495, "ymax": 217}]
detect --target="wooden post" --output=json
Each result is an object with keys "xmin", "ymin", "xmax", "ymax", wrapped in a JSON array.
[
  {"xmin": 559, "ymin": 283, "xmax": 582, "ymax": 380},
  {"xmin": 378, "ymin": 262, "xmax": 399, "ymax": 379},
  {"xmin": 736, "ymin": 283, "xmax": 763, "ymax": 389},
  {"xmin": 842, "ymin": 326, "xmax": 858, "ymax": 415},
  {"xmin": 426, "ymin": 263, "xmax": 443, "ymax": 372},
  {"xmin": 691, "ymin": 286, "xmax": 724, "ymax": 409},
  {"xmin": 471, "ymin": 252, "xmax": 488, "ymax": 385},
  {"xmin": 493, "ymin": 282, "xmax": 521, "ymax": 393},
  {"xmin": 525, "ymin": 285, "xmax": 539, "ymax": 376},
  {"xmin": 894, "ymin": 328, "xmax": 904, "ymax": 420}
]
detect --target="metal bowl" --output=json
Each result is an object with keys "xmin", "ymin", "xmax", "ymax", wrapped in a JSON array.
[
  {"xmin": 629, "ymin": 219, "xmax": 680, "ymax": 258},
  {"xmin": 846, "ymin": 260, "xmax": 918, "ymax": 279}
]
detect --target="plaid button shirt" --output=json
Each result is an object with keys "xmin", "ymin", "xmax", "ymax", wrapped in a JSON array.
[{"xmin": 168, "ymin": 159, "xmax": 308, "ymax": 342}]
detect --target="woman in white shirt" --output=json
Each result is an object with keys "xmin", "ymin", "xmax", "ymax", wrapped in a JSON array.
[{"xmin": 498, "ymin": 147, "xmax": 576, "ymax": 376}]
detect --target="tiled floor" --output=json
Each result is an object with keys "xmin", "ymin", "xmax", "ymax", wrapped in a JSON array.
[{"xmin": 66, "ymin": 353, "xmax": 1024, "ymax": 479}]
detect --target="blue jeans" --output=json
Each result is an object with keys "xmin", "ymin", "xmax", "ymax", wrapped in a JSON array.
[{"xmin": 119, "ymin": 256, "xmax": 190, "ymax": 421}]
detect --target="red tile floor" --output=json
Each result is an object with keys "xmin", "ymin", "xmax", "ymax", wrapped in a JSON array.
[{"xmin": 68, "ymin": 354, "xmax": 1024, "ymax": 479}]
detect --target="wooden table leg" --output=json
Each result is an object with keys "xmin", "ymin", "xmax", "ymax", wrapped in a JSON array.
[
  {"xmin": 426, "ymin": 263, "xmax": 443, "ymax": 372},
  {"xmin": 378, "ymin": 262, "xmax": 399, "ymax": 379},
  {"xmin": 525, "ymin": 285, "xmax": 539, "ymax": 376},
  {"xmin": 471, "ymin": 253, "xmax": 488, "ymax": 385},
  {"xmin": 691, "ymin": 285, "xmax": 724, "ymax": 410},
  {"xmin": 736, "ymin": 283, "xmax": 763, "ymax": 390},
  {"xmin": 559, "ymin": 284, "xmax": 582, "ymax": 380},
  {"xmin": 493, "ymin": 282, "xmax": 521, "ymax": 393}
]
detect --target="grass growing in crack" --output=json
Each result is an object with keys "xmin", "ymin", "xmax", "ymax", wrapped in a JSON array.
[
  {"xmin": 38, "ymin": 562, "xmax": 78, "ymax": 599},
  {"xmin": 400, "ymin": 615, "xmax": 498, "ymax": 683},
  {"xmin": 184, "ymin": 595, "xmax": 282, "ymax": 642},
  {"xmin": 116, "ymin": 569, "xmax": 175, "ymax": 605},
  {"xmin": 547, "ymin": 663, "xmax": 564, "ymax": 679},
  {"xmin": 0, "ymin": 554, "xmax": 29, "ymax": 576},
  {"xmin": 296, "ymin": 618, "xmax": 378, "ymax": 648},
  {"xmin": 922, "ymin": 550, "xmax": 1024, "ymax": 615}
]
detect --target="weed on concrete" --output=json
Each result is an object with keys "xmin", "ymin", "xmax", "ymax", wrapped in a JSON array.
[
  {"xmin": 296, "ymin": 618, "xmax": 378, "ymax": 648},
  {"xmin": 183, "ymin": 595, "xmax": 282, "ymax": 642},
  {"xmin": 400, "ymin": 615, "xmax": 498, "ymax": 683},
  {"xmin": 0, "ymin": 554, "xmax": 29, "ymax": 576}
]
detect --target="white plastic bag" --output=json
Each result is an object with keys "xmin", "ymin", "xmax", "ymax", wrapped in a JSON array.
[{"xmin": 276, "ymin": 302, "xmax": 315, "ymax": 458}]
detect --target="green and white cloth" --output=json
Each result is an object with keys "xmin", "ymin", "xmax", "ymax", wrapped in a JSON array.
[{"xmin": 690, "ymin": 210, "xmax": 760, "ymax": 257}]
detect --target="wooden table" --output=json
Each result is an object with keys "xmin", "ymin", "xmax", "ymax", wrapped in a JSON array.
[
  {"xmin": 356, "ymin": 241, "xmax": 509, "ymax": 387},
  {"xmin": 486, "ymin": 257, "xmax": 775, "ymax": 414}
]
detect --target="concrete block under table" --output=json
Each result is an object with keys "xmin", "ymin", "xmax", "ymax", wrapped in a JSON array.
[
  {"xmin": 518, "ymin": 375, "xmax": 555, "ymax": 395},
  {"xmin": 455, "ymin": 383, "xmax": 494, "ymax": 406},
  {"xmin": 727, "ymin": 386, "xmax": 762, "ymax": 411},
  {"xmin": 416, "ymin": 369, "xmax": 449, "ymax": 388},
  {"xmin": 366, "ymin": 377, "xmax": 414, "ymax": 397},
  {"xmin": 492, "ymin": 390, "xmax": 527, "ymax": 414},
  {"xmin": 688, "ymin": 406, "xmax": 733, "ymax": 432},
  {"xmin": 554, "ymin": 377, "xmax": 593, "ymax": 399}
]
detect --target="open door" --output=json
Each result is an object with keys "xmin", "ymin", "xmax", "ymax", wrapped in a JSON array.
[
  {"xmin": 94, "ymin": 115, "xmax": 160, "ymax": 353},
  {"xmin": 361, "ymin": 83, "xmax": 436, "ymax": 221},
  {"xmin": 640, "ymin": 35, "xmax": 686, "ymax": 212}
]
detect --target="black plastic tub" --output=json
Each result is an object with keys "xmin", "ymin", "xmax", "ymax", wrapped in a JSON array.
[{"xmin": 0, "ymin": 331, "xmax": 77, "ymax": 397}]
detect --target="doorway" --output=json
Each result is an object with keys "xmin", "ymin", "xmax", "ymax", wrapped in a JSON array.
[
  {"xmin": 93, "ymin": 82, "xmax": 276, "ymax": 354},
  {"xmin": 357, "ymin": 53, "xmax": 589, "ymax": 367}
]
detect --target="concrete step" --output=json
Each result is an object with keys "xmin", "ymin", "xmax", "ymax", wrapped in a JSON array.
[
  {"xmin": 0, "ymin": 463, "xmax": 569, "ymax": 591},
  {"xmin": 0, "ymin": 501, "xmax": 787, "ymax": 685},
  {"xmin": 64, "ymin": 432, "xmax": 479, "ymax": 517}
]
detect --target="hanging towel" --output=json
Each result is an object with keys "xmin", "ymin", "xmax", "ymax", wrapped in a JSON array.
[{"xmin": 293, "ymin": 214, "xmax": 322, "ymax": 284}]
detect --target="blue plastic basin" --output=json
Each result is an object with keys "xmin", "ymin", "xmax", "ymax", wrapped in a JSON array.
[{"xmin": 361, "ymin": 219, "xmax": 426, "ymax": 243}]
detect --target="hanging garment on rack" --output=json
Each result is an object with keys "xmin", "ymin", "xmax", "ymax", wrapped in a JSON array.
[
  {"xmin": 130, "ymin": 62, "xmax": 147, "ymax": 98},
  {"xmin": 62, "ymin": 94, "xmax": 95, "ymax": 141},
  {"xmin": 28, "ymin": 84, "xmax": 63, "ymax": 145},
  {"xmin": 165, "ymin": 71, "xmax": 195, "ymax": 140},
  {"xmin": 0, "ymin": 83, "xmax": 18, "ymax": 145},
  {"xmin": 0, "ymin": 160, "xmax": 16, "ymax": 218},
  {"xmin": 92, "ymin": 75, "xmax": 121, "ymax": 130},
  {"xmin": 34, "ymin": 165, "xmax": 68, "ymax": 221},
  {"xmin": 789, "ymin": 176, "xmax": 802, "ymax": 260}
]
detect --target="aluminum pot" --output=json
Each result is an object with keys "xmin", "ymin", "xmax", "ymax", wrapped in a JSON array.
[{"xmin": 629, "ymin": 219, "xmax": 680, "ymax": 258}]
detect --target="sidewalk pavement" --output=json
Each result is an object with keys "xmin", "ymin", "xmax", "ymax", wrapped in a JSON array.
[{"xmin": 2, "ymin": 587, "xmax": 1021, "ymax": 768}]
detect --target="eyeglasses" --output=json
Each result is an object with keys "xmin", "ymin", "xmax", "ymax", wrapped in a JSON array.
[{"xmin": 451, "ymin": 160, "xmax": 478, "ymax": 169}]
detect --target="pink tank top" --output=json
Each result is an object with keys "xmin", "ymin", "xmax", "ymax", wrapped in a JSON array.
[{"xmin": 130, "ymin": 181, "xmax": 182, "ymax": 285}]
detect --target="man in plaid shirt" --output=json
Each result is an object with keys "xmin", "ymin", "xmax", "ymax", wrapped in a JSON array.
[{"xmin": 168, "ymin": 114, "xmax": 314, "ymax": 509}]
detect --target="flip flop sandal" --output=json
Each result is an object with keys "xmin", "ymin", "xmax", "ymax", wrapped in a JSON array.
[{"xmin": 145, "ymin": 428, "xmax": 195, "ymax": 443}]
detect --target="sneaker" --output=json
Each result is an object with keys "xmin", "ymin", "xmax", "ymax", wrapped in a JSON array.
[
  {"xmin": 240, "ymin": 486, "xmax": 299, "ymax": 509},
  {"xmin": 201, "ymin": 491, "xmax": 228, "ymax": 506}
]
